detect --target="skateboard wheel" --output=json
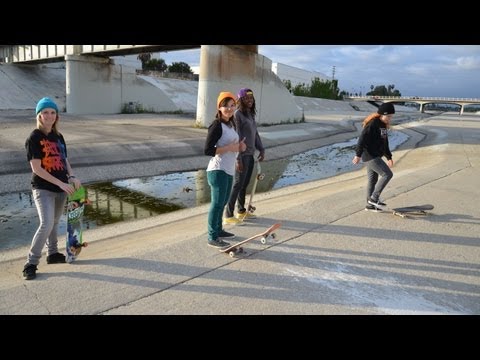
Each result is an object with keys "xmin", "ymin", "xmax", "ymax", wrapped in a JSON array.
[
  {"xmin": 260, "ymin": 236, "xmax": 267, "ymax": 244},
  {"xmin": 83, "ymin": 242, "xmax": 88, "ymax": 247},
  {"xmin": 258, "ymin": 174, "xmax": 265, "ymax": 181},
  {"xmin": 229, "ymin": 251, "xmax": 236, "ymax": 258}
]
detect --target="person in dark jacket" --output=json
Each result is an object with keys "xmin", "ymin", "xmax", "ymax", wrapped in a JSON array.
[
  {"xmin": 224, "ymin": 88, "xmax": 265, "ymax": 224},
  {"xmin": 352, "ymin": 102, "xmax": 395, "ymax": 211}
]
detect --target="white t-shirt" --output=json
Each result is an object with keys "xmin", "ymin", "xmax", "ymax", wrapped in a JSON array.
[{"xmin": 206, "ymin": 122, "xmax": 239, "ymax": 176}]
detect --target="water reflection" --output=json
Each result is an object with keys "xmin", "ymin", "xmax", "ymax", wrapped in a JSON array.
[
  {"xmin": 0, "ymin": 131, "xmax": 408, "ymax": 251},
  {"xmin": 87, "ymin": 182, "xmax": 184, "ymax": 226}
]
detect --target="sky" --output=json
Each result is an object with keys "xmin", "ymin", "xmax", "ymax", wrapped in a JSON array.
[{"xmin": 156, "ymin": 45, "xmax": 480, "ymax": 99}]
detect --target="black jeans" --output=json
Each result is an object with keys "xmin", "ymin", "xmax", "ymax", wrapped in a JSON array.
[{"xmin": 225, "ymin": 155, "xmax": 255, "ymax": 217}]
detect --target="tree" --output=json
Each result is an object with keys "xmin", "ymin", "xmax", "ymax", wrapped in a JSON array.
[
  {"xmin": 145, "ymin": 58, "xmax": 167, "ymax": 72},
  {"xmin": 366, "ymin": 84, "xmax": 402, "ymax": 97},
  {"xmin": 137, "ymin": 53, "xmax": 152, "ymax": 70},
  {"xmin": 283, "ymin": 79, "xmax": 293, "ymax": 93},
  {"xmin": 288, "ymin": 77, "xmax": 339, "ymax": 99},
  {"xmin": 168, "ymin": 62, "xmax": 193, "ymax": 74}
]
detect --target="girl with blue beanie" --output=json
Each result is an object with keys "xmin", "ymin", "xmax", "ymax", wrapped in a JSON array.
[{"xmin": 23, "ymin": 97, "xmax": 82, "ymax": 280}]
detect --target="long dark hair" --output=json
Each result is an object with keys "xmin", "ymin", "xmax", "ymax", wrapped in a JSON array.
[{"xmin": 237, "ymin": 95, "xmax": 256, "ymax": 117}]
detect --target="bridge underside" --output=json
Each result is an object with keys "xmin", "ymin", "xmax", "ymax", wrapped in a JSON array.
[
  {"xmin": 1, "ymin": 45, "xmax": 302, "ymax": 125},
  {"xmin": 0, "ymin": 45, "xmax": 200, "ymax": 64}
]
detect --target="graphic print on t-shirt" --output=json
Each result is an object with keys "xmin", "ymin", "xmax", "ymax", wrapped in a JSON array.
[
  {"xmin": 380, "ymin": 128, "xmax": 388, "ymax": 139},
  {"xmin": 40, "ymin": 139, "xmax": 66, "ymax": 172}
]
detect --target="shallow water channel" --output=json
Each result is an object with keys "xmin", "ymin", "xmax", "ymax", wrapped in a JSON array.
[{"xmin": 0, "ymin": 132, "xmax": 408, "ymax": 250}]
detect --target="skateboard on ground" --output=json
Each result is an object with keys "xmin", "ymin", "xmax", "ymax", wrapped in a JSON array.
[
  {"xmin": 238, "ymin": 160, "xmax": 265, "ymax": 222},
  {"xmin": 66, "ymin": 186, "xmax": 90, "ymax": 263},
  {"xmin": 384, "ymin": 204, "xmax": 434, "ymax": 218},
  {"xmin": 220, "ymin": 222, "xmax": 281, "ymax": 257}
]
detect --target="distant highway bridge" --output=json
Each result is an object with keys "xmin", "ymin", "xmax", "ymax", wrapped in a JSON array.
[{"xmin": 346, "ymin": 95, "xmax": 480, "ymax": 115}]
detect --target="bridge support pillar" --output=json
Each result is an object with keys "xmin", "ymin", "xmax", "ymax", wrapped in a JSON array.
[
  {"xmin": 196, "ymin": 45, "xmax": 302, "ymax": 127},
  {"xmin": 66, "ymin": 54, "xmax": 176, "ymax": 114},
  {"xmin": 419, "ymin": 103, "xmax": 425, "ymax": 113},
  {"xmin": 460, "ymin": 105, "xmax": 464, "ymax": 115},
  {"xmin": 66, "ymin": 55, "xmax": 122, "ymax": 114}
]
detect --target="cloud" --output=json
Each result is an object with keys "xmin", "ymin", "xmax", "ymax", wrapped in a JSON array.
[
  {"xmin": 455, "ymin": 56, "xmax": 480, "ymax": 70},
  {"xmin": 404, "ymin": 65, "xmax": 430, "ymax": 77},
  {"xmin": 153, "ymin": 45, "xmax": 480, "ymax": 98}
]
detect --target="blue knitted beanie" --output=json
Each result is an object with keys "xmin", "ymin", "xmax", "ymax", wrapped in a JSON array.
[{"xmin": 36, "ymin": 97, "xmax": 59, "ymax": 115}]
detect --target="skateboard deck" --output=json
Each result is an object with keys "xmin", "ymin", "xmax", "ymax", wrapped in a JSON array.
[
  {"xmin": 387, "ymin": 204, "xmax": 434, "ymax": 218},
  {"xmin": 220, "ymin": 222, "xmax": 281, "ymax": 257},
  {"xmin": 239, "ymin": 160, "xmax": 264, "ymax": 221},
  {"xmin": 66, "ymin": 186, "xmax": 90, "ymax": 263}
]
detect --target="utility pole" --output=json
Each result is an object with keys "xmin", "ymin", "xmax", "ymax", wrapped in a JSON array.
[{"xmin": 331, "ymin": 66, "xmax": 337, "ymax": 99}]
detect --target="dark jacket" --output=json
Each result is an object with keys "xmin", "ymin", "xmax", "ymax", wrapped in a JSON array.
[
  {"xmin": 355, "ymin": 117, "xmax": 392, "ymax": 162},
  {"xmin": 234, "ymin": 109, "xmax": 264, "ymax": 159}
]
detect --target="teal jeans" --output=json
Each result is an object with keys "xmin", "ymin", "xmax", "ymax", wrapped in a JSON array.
[{"xmin": 207, "ymin": 170, "xmax": 233, "ymax": 241}]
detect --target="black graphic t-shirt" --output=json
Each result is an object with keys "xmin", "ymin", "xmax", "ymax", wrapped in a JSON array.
[{"xmin": 25, "ymin": 129, "xmax": 69, "ymax": 192}]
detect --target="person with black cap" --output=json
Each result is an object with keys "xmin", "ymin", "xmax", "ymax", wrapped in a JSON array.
[
  {"xmin": 22, "ymin": 97, "xmax": 82, "ymax": 280},
  {"xmin": 352, "ymin": 102, "xmax": 395, "ymax": 212}
]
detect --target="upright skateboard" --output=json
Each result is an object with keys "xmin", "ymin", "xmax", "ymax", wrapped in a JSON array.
[
  {"xmin": 66, "ymin": 186, "xmax": 90, "ymax": 263},
  {"xmin": 239, "ymin": 160, "xmax": 265, "ymax": 221},
  {"xmin": 220, "ymin": 222, "xmax": 281, "ymax": 257},
  {"xmin": 380, "ymin": 204, "xmax": 434, "ymax": 218}
]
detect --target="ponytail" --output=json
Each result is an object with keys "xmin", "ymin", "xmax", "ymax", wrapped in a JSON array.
[{"xmin": 362, "ymin": 113, "xmax": 386, "ymax": 128}]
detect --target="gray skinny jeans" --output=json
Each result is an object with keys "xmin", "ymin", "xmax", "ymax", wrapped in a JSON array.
[
  {"xmin": 26, "ymin": 189, "xmax": 67, "ymax": 265},
  {"xmin": 365, "ymin": 157, "xmax": 393, "ymax": 204}
]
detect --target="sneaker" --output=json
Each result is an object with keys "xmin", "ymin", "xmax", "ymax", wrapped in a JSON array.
[
  {"xmin": 207, "ymin": 239, "xmax": 230, "ymax": 249},
  {"xmin": 218, "ymin": 230, "xmax": 235, "ymax": 239},
  {"xmin": 365, "ymin": 204, "xmax": 382, "ymax": 212},
  {"xmin": 46, "ymin": 252, "xmax": 66, "ymax": 264},
  {"xmin": 237, "ymin": 211, "xmax": 257, "ymax": 220},
  {"xmin": 368, "ymin": 198, "xmax": 386, "ymax": 209},
  {"xmin": 23, "ymin": 264, "xmax": 37, "ymax": 280},
  {"xmin": 223, "ymin": 217, "xmax": 244, "ymax": 225}
]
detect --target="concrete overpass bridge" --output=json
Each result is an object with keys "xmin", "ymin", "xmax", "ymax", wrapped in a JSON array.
[
  {"xmin": 346, "ymin": 95, "xmax": 480, "ymax": 115},
  {"xmin": 0, "ymin": 45, "xmax": 301, "ymax": 126},
  {"xmin": 0, "ymin": 45, "xmax": 200, "ymax": 64}
]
